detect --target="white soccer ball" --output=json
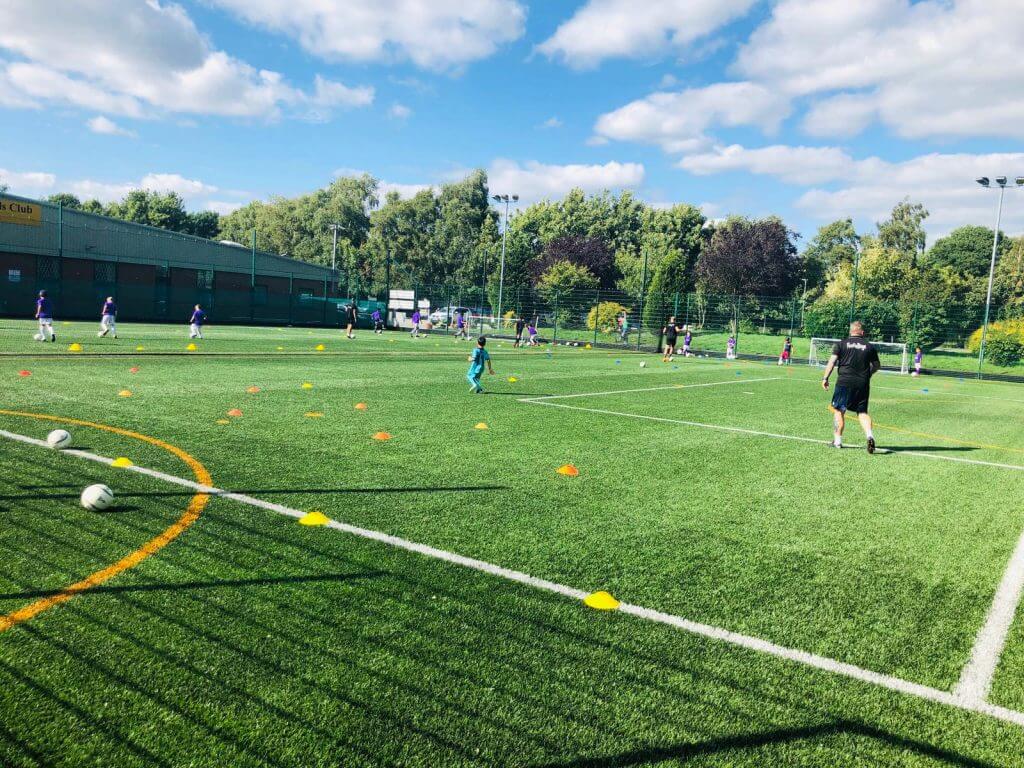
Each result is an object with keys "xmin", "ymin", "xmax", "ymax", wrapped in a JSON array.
[
  {"xmin": 33, "ymin": 332, "xmax": 44, "ymax": 341},
  {"xmin": 46, "ymin": 429, "xmax": 72, "ymax": 449},
  {"xmin": 640, "ymin": 361, "xmax": 647, "ymax": 368},
  {"xmin": 911, "ymin": 371, "xmax": 919, "ymax": 377},
  {"xmin": 81, "ymin": 484, "xmax": 114, "ymax": 511}
]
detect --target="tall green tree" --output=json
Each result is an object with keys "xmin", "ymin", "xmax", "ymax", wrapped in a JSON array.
[
  {"xmin": 46, "ymin": 193, "xmax": 83, "ymax": 209},
  {"xmin": 877, "ymin": 199, "xmax": 929, "ymax": 260},
  {"xmin": 926, "ymin": 225, "xmax": 1006, "ymax": 279},
  {"xmin": 695, "ymin": 216, "xmax": 801, "ymax": 296},
  {"xmin": 803, "ymin": 218, "xmax": 860, "ymax": 289},
  {"xmin": 220, "ymin": 175, "xmax": 376, "ymax": 265}
]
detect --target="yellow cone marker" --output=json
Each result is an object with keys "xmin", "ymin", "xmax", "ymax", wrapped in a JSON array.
[
  {"xmin": 186, "ymin": 343, "xmax": 197, "ymax": 351},
  {"xmin": 216, "ymin": 419, "xmax": 230, "ymax": 425},
  {"xmin": 299, "ymin": 511, "xmax": 330, "ymax": 526},
  {"xmin": 276, "ymin": 346, "xmax": 284, "ymax": 351},
  {"xmin": 354, "ymin": 402, "xmax": 368, "ymax": 411},
  {"xmin": 118, "ymin": 389, "xmax": 132, "ymax": 397},
  {"xmin": 508, "ymin": 376, "xmax": 518, "ymax": 383},
  {"xmin": 556, "ymin": 464, "xmax": 580, "ymax": 477},
  {"xmin": 475, "ymin": 422, "xmax": 488, "ymax": 430},
  {"xmin": 315, "ymin": 344, "xmax": 325, "ymax": 351},
  {"xmin": 135, "ymin": 345, "xmax": 145, "ymax": 351},
  {"xmin": 584, "ymin": 591, "xmax": 620, "ymax": 611},
  {"xmin": 111, "ymin": 457, "xmax": 134, "ymax": 468},
  {"xmin": 301, "ymin": 382, "xmax": 314, "ymax": 389},
  {"xmin": 68, "ymin": 343, "xmax": 82, "ymax": 352},
  {"xmin": 585, "ymin": 343, "xmax": 592, "ymax": 349},
  {"xmin": 246, "ymin": 386, "xmax": 261, "ymax": 394},
  {"xmin": 304, "ymin": 411, "xmax": 324, "ymax": 418}
]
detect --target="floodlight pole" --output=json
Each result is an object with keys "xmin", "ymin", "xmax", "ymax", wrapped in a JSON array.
[
  {"xmin": 849, "ymin": 242, "xmax": 861, "ymax": 324},
  {"xmin": 978, "ymin": 180, "xmax": 1007, "ymax": 377},
  {"xmin": 493, "ymin": 193, "xmax": 517, "ymax": 323},
  {"xmin": 328, "ymin": 223, "xmax": 341, "ymax": 296}
]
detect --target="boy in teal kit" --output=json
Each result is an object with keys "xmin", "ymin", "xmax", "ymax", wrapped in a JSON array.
[{"xmin": 467, "ymin": 336, "xmax": 496, "ymax": 393}]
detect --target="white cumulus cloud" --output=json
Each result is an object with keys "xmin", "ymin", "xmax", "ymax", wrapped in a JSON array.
[
  {"xmin": 389, "ymin": 103, "xmax": 413, "ymax": 119},
  {"xmin": 488, "ymin": 159, "xmax": 644, "ymax": 204},
  {"xmin": 0, "ymin": 0, "xmax": 373, "ymax": 120},
  {"xmin": 86, "ymin": 115, "xmax": 136, "ymax": 137},
  {"xmin": 539, "ymin": 0, "xmax": 757, "ymax": 68},
  {"xmin": 734, "ymin": 0, "xmax": 1024, "ymax": 140},
  {"xmin": 679, "ymin": 144, "xmax": 856, "ymax": 185},
  {"xmin": 593, "ymin": 82, "xmax": 789, "ymax": 152},
  {"xmin": 207, "ymin": 0, "xmax": 526, "ymax": 70}
]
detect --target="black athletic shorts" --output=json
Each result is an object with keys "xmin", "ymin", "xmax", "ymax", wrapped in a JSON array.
[
  {"xmin": 831, "ymin": 383, "xmax": 870, "ymax": 414},
  {"xmin": 666, "ymin": 336, "xmax": 677, "ymax": 346}
]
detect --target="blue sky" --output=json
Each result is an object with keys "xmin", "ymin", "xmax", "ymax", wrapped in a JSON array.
[{"xmin": 2, "ymin": 0, "xmax": 1023, "ymax": 246}]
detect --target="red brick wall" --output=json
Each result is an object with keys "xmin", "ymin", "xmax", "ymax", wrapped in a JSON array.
[
  {"xmin": 262, "ymin": 275, "xmax": 289, "ymax": 295},
  {"xmin": 215, "ymin": 270, "xmax": 250, "ymax": 291},
  {"xmin": 170, "ymin": 267, "xmax": 197, "ymax": 288},
  {"xmin": 63, "ymin": 258, "xmax": 92, "ymax": 282},
  {"xmin": 118, "ymin": 263, "xmax": 156, "ymax": 287},
  {"xmin": 0, "ymin": 253, "xmax": 36, "ymax": 281}
]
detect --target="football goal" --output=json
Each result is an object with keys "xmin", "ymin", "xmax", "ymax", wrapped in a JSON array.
[{"xmin": 809, "ymin": 337, "xmax": 909, "ymax": 375}]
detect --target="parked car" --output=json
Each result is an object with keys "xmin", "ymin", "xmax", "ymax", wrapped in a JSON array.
[{"xmin": 429, "ymin": 306, "xmax": 474, "ymax": 326}]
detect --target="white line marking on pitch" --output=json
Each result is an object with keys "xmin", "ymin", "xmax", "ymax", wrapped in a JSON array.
[
  {"xmin": 519, "ymin": 397, "xmax": 1024, "ymax": 473},
  {"xmin": 521, "ymin": 377, "xmax": 782, "ymax": 402},
  {"xmin": 5, "ymin": 427, "xmax": 1024, "ymax": 728},
  {"xmin": 956, "ymin": 525, "xmax": 1024, "ymax": 704}
]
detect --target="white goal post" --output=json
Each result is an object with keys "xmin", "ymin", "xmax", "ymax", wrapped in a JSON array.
[{"xmin": 809, "ymin": 337, "xmax": 909, "ymax": 375}]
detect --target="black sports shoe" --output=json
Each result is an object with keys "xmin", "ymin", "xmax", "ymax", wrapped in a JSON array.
[{"xmin": 867, "ymin": 437, "xmax": 876, "ymax": 454}]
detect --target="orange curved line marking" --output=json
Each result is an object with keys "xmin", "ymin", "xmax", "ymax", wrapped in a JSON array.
[{"xmin": 0, "ymin": 409, "xmax": 211, "ymax": 633}]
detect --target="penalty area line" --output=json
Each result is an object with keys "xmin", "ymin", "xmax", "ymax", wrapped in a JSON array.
[{"xmin": 3, "ymin": 429, "xmax": 1024, "ymax": 728}]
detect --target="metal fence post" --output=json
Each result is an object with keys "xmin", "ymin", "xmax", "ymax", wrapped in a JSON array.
[
  {"xmin": 637, "ymin": 249, "xmax": 648, "ymax": 351},
  {"xmin": 734, "ymin": 294, "xmax": 740, "ymax": 355},
  {"xmin": 593, "ymin": 287, "xmax": 601, "ymax": 346},
  {"xmin": 553, "ymin": 291, "xmax": 559, "ymax": 345}
]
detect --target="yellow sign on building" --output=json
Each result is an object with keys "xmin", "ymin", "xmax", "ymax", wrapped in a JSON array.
[{"xmin": 0, "ymin": 198, "xmax": 42, "ymax": 226}]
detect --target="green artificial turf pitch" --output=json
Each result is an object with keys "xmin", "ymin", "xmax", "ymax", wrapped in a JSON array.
[{"xmin": 3, "ymin": 319, "xmax": 1024, "ymax": 766}]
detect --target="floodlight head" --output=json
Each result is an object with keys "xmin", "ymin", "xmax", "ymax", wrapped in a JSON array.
[
  {"xmin": 492, "ymin": 195, "xmax": 502, "ymax": 202},
  {"xmin": 997, "ymin": 176, "xmax": 1008, "ymax": 187},
  {"xmin": 512, "ymin": 194, "xmax": 519, "ymax": 202},
  {"xmin": 1017, "ymin": 177, "xmax": 1024, "ymax": 187},
  {"xmin": 977, "ymin": 177, "xmax": 990, "ymax": 187}
]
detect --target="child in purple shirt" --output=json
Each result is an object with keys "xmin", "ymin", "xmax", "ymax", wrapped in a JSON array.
[
  {"xmin": 34, "ymin": 290, "xmax": 55, "ymax": 342},
  {"xmin": 98, "ymin": 296, "xmax": 117, "ymax": 338},
  {"xmin": 189, "ymin": 304, "xmax": 206, "ymax": 339},
  {"xmin": 410, "ymin": 310, "xmax": 421, "ymax": 338}
]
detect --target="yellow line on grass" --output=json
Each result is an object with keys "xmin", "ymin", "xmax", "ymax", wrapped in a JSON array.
[{"xmin": 874, "ymin": 422, "xmax": 1024, "ymax": 456}]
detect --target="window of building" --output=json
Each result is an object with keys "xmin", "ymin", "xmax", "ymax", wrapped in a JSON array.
[
  {"xmin": 37, "ymin": 256, "xmax": 61, "ymax": 281},
  {"xmin": 197, "ymin": 269, "xmax": 214, "ymax": 290},
  {"xmin": 94, "ymin": 261, "xmax": 116, "ymax": 284}
]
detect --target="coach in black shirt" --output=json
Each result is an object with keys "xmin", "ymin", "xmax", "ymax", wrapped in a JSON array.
[{"xmin": 821, "ymin": 320, "xmax": 881, "ymax": 453}]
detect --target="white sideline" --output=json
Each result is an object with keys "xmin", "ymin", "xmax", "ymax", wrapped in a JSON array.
[
  {"xmin": 523, "ymin": 377, "xmax": 783, "ymax": 401},
  {"xmin": 520, "ymin": 392, "xmax": 1024, "ymax": 473},
  {"xmin": 956, "ymin": 525, "xmax": 1024, "ymax": 704},
  {"xmin": 5, "ymin": 428, "xmax": 1024, "ymax": 728}
]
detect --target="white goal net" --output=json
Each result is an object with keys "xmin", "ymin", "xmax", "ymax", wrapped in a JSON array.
[{"xmin": 809, "ymin": 337, "xmax": 909, "ymax": 375}]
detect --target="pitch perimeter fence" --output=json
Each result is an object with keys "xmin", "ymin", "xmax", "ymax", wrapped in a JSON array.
[{"xmin": 392, "ymin": 283, "xmax": 1024, "ymax": 381}]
